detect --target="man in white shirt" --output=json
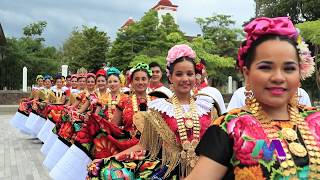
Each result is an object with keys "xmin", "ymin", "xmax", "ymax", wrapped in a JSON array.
[
  {"xmin": 227, "ymin": 87, "xmax": 312, "ymax": 111},
  {"xmin": 147, "ymin": 62, "xmax": 173, "ymax": 98}
]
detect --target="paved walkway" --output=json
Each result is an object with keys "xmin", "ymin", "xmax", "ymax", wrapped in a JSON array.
[{"xmin": 0, "ymin": 114, "xmax": 50, "ymax": 180}]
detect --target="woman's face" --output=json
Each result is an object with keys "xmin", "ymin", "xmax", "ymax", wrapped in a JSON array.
[
  {"xmin": 78, "ymin": 77, "xmax": 86, "ymax": 90},
  {"xmin": 169, "ymin": 60, "xmax": 196, "ymax": 95},
  {"xmin": 131, "ymin": 71, "xmax": 149, "ymax": 94},
  {"xmin": 66, "ymin": 78, "xmax": 71, "ymax": 87},
  {"xmin": 71, "ymin": 77, "xmax": 78, "ymax": 89},
  {"xmin": 86, "ymin": 77, "xmax": 96, "ymax": 91},
  {"xmin": 107, "ymin": 75, "xmax": 121, "ymax": 93},
  {"xmin": 56, "ymin": 79, "xmax": 63, "ymax": 89},
  {"xmin": 150, "ymin": 66, "xmax": 162, "ymax": 84},
  {"xmin": 96, "ymin": 76, "xmax": 107, "ymax": 91},
  {"xmin": 37, "ymin": 79, "xmax": 44, "ymax": 87},
  {"xmin": 243, "ymin": 40, "xmax": 300, "ymax": 109},
  {"xmin": 44, "ymin": 79, "xmax": 52, "ymax": 89}
]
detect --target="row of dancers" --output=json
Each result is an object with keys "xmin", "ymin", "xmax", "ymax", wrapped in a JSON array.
[{"xmin": 10, "ymin": 16, "xmax": 320, "ymax": 179}]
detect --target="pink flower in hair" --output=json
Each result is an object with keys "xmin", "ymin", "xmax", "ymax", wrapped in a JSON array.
[
  {"xmin": 297, "ymin": 37, "xmax": 315, "ymax": 80},
  {"xmin": 166, "ymin": 44, "xmax": 196, "ymax": 66},
  {"xmin": 166, "ymin": 44, "xmax": 196, "ymax": 77},
  {"xmin": 238, "ymin": 17, "xmax": 298, "ymax": 70}
]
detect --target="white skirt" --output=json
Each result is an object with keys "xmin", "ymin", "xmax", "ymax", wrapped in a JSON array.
[
  {"xmin": 10, "ymin": 111, "xmax": 24, "ymax": 128},
  {"xmin": 31, "ymin": 116, "xmax": 46, "ymax": 135},
  {"xmin": 43, "ymin": 138, "xmax": 69, "ymax": 170},
  {"xmin": 10, "ymin": 111, "xmax": 32, "ymax": 134},
  {"xmin": 25, "ymin": 112, "xmax": 40, "ymax": 135},
  {"xmin": 41, "ymin": 132, "xmax": 58, "ymax": 155},
  {"xmin": 37, "ymin": 120, "xmax": 55, "ymax": 142},
  {"xmin": 49, "ymin": 144, "xmax": 92, "ymax": 180}
]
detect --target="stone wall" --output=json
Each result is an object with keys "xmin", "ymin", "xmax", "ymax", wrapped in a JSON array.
[{"xmin": 0, "ymin": 90, "xmax": 30, "ymax": 105}]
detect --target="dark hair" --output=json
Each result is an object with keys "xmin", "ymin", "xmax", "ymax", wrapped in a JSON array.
[
  {"xmin": 66, "ymin": 75, "xmax": 71, "ymax": 79},
  {"xmin": 167, "ymin": 56, "xmax": 196, "ymax": 76},
  {"xmin": 107, "ymin": 73, "xmax": 120, "ymax": 81},
  {"xmin": 149, "ymin": 62, "xmax": 161, "ymax": 69},
  {"xmin": 96, "ymin": 74, "xmax": 107, "ymax": 82},
  {"xmin": 77, "ymin": 76, "xmax": 86, "ymax": 81},
  {"xmin": 54, "ymin": 74, "xmax": 63, "ymax": 81},
  {"xmin": 241, "ymin": 34, "xmax": 300, "ymax": 69},
  {"xmin": 131, "ymin": 69, "xmax": 151, "ymax": 80}
]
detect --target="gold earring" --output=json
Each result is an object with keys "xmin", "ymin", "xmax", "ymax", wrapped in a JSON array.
[
  {"xmin": 289, "ymin": 91, "xmax": 299, "ymax": 107},
  {"xmin": 245, "ymin": 84, "xmax": 254, "ymax": 107}
]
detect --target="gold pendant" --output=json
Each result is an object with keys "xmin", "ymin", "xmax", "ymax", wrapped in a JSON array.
[
  {"xmin": 190, "ymin": 159, "xmax": 196, "ymax": 168},
  {"xmin": 281, "ymin": 128, "xmax": 298, "ymax": 141},
  {"xmin": 185, "ymin": 119, "xmax": 194, "ymax": 129},
  {"xmin": 288, "ymin": 142, "xmax": 307, "ymax": 157}
]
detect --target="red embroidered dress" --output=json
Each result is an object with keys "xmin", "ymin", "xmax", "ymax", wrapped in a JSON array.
[{"xmin": 87, "ymin": 95, "xmax": 215, "ymax": 179}]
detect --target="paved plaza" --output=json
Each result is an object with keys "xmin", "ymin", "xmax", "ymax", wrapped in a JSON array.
[{"xmin": 0, "ymin": 113, "xmax": 50, "ymax": 180}]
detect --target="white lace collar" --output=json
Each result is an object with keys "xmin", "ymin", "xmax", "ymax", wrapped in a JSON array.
[{"xmin": 147, "ymin": 95, "xmax": 214, "ymax": 118}]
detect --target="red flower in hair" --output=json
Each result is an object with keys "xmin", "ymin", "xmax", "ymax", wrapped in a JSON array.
[
  {"xmin": 195, "ymin": 63, "xmax": 205, "ymax": 75},
  {"xmin": 96, "ymin": 69, "xmax": 106, "ymax": 77}
]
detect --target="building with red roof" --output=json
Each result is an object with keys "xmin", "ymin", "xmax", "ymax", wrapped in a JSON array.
[
  {"xmin": 121, "ymin": 17, "xmax": 135, "ymax": 30},
  {"xmin": 152, "ymin": 0, "xmax": 178, "ymax": 24}
]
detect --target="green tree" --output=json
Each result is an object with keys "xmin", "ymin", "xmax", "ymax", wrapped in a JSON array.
[
  {"xmin": 23, "ymin": 21, "xmax": 47, "ymax": 41},
  {"xmin": 62, "ymin": 26, "xmax": 111, "ymax": 71},
  {"xmin": 108, "ymin": 10, "xmax": 185, "ymax": 70},
  {"xmin": 255, "ymin": 0, "xmax": 320, "ymax": 23},
  {"xmin": 195, "ymin": 14, "xmax": 243, "ymax": 58},
  {"xmin": 189, "ymin": 37, "xmax": 236, "ymax": 87},
  {"xmin": 0, "ymin": 21, "xmax": 60, "ymax": 90}
]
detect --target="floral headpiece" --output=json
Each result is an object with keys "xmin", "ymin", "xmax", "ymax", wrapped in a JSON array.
[
  {"xmin": 96, "ymin": 69, "xmax": 106, "ymax": 77},
  {"xmin": 107, "ymin": 67, "xmax": 121, "ymax": 76},
  {"xmin": 36, "ymin": 75, "xmax": 43, "ymax": 81},
  {"xmin": 296, "ymin": 35, "xmax": 315, "ymax": 80},
  {"xmin": 238, "ymin": 17, "xmax": 315, "ymax": 80},
  {"xmin": 195, "ymin": 59, "xmax": 206, "ymax": 75},
  {"xmin": 71, "ymin": 74, "xmax": 78, "ymax": 79},
  {"xmin": 166, "ymin": 44, "xmax": 196, "ymax": 77},
  {"xmin": 86, "ymin": 73, "xmax": 96, "ymax": 79},
  {"xmin": 130, "ymin": 63, "xmax": 153, "ymax": 78},
  {"xmin": 77, "ymin": 67, "xmax": 88, "ymax": 78}
]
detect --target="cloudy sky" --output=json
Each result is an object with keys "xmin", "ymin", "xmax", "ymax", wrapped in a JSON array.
[{"xmin": 1, "ymin": 0, "xmax": 255, "ymax": 47}]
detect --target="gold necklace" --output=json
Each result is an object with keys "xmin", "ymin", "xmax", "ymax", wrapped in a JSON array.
[
  {"xmin": 56, "ymin": 89, "xmax": 63, "ymax": 103},
  {"xmin": 132, "ymin": 94, "xmax": 151, "ymax": 113},
  {"xmin": 97, "ymin": 89, "xmax": 108, "ymax": 105},
  {"xmin": 107, "ymin": 93, "xmax": 121, "ymax": 121},
  {"xmin": 247, "ymin": 98, "xmax": 320, "ymax": 178},
  {"xmin": 172, "ymin": 95, "xmax": 200, "ymax": 168}
]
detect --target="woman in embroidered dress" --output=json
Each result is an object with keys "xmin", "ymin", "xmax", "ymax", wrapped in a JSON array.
[
  {"xmin": 11, "ymin": 74, "xmax": 47, "ymax": 132},
  {"xmin": 85, "ymin": 67, "xmax": 128, "ymax": 159},
  {"xmin": 69, "ymin": 67, "xmax": 126, "ymax": 162},
  {"xmin": 86, "ymin": 44, "xmax": 219, "ymax": 179},
  {"xmin": 33, "ymin": 75, "xmax": 44, "ymax": 91},
  {"xmin": 186, "ymin": 17, "xmax": 320, "ymax": 180},
  {"xmin": 43, "ymin": 72, "xmax": 96, "ymax": 171},
  {"xmin": 103, "ymin": 63, "xmax": 152, "ymax": 152},
  {"xmin": 49, "ymin": 65, "xmax": 152, "ymax": 180},
  {"xmin": 68, "ymin": 68, "xmax": 124, "ymax": 160}
]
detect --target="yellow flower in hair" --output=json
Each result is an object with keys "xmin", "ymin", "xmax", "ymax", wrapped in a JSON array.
[{"xmin": 119, "ymin": 73, "xmax": 126, "ymax": 86}]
